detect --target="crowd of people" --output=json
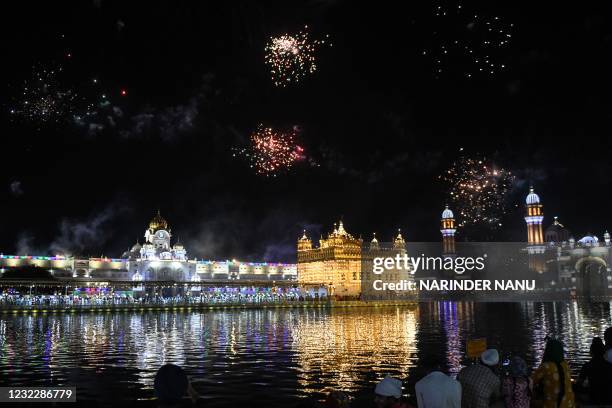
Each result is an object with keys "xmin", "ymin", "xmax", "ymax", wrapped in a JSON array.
[
  {"xmin": 370, "ymin": 327, "xmax": 612, "ymax": 408},
  {"xmin": 0, "ymin": 291, "xmax": 323, "ymax": 308},
  {"xmin": 149, "ymin": 327, "xmax": 612, "ymax": 408}
]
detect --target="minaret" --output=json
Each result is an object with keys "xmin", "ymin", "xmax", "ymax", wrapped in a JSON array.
[
  {"xmin": 525, "ymin": 186, "xmax": 544, "ymax": 245},
  {"xmin": 440, "ymin": 205, "xmax": 456, "ymax": 254}
]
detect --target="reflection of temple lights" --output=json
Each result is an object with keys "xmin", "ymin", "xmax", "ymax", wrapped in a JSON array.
[{"xmin": 292, "ymin": 307, "xmax": 418, "ymax": 393}]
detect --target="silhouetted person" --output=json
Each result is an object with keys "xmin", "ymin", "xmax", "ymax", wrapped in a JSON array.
[
  {"xmin": 154, "ymin": 364, "xmax": 199, "ymax": 407},
  {"xmin": 577, "ymin": 337, "xmax": 609, "ymax": 404}
]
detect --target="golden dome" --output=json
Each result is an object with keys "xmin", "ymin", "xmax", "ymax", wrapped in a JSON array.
[{"xmin": 149, "ymin": 210, "xmax": 168, "ymax": 231}]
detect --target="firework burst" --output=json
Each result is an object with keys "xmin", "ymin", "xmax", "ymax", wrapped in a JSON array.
[
  {"xmin": 10, "ymin": 65, "xmax": 78, "ymax": 124},
  {"xmin": 439, "ymin": 155, "xmax": 514, "ymax": 228},
  {"xmin": 424, "ymin": 0, "xmax": 513, "ymax": 79},
  {"xmin": 264, "ymin": 26, "xmax": 329, "ymax": 87},
  {"xmin": 233, "ymin": 125, "xmax": 306, "ymax": 176}
]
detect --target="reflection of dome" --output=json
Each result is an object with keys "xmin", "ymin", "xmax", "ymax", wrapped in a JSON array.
[
  {"xmin": 526, "ymin": 187, "xmax": 540, "ymax": 204},
  {"xmin": 442, "ymin": 205, "xmax": 454, "ymax": 219},
  {"xmin": 149, "ymin": 210, "xmax": 168, "ymax": 231},
  {"xmin": 545, "ymin": 217, "xmax": 570, "ymax": 243}
]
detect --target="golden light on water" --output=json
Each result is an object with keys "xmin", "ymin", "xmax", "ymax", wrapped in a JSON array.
[{"xmin": 291, "ymin": 307, "xmax": 418, "ymax": 393}]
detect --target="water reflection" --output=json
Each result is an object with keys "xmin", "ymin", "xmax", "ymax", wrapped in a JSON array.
[
  {"xmin": 0, "ymin": 302, "xmax": 610, "ymax": 407},
  {"xmin": 291, "ymin": 306, "xmax": 418, "ymax": 394}
]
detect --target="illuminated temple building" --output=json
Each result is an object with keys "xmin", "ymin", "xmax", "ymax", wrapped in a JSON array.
[
  {"xmin": 297, "ymin": 221, "xmax": 412, "ymax": 298},
  {"xmin": 0, "ymin": 211, "xmax": 297, "ymax": 282},
  {"xmin": 2, "ymin": 189, "xmax": 611, "ymax": 300}
]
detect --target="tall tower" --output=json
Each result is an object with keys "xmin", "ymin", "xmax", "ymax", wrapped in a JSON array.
[
  {"xmin": 440, "ymin": 205, "xmax": 456, "ymax": 254},
  {"xmin": 525, "ymin": 187, "xmax": 544, "ymax": 245}
]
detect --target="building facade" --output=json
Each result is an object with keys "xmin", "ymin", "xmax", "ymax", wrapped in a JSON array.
[
  {"xmin": 0, "ymin": 211, "xmax": 297, "ymax": 283},
  {"xmin": 297, "ymin": 222, "xmax": 362, "ymax": 297},
  {"xmin": 297, "ymin": 221, "xmax": 412, "ymax": 299},
  {"xmin": 524, "ymin": 188, "xmax": 612, "ymax": 299}
]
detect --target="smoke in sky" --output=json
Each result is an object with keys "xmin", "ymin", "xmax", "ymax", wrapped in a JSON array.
[{"xmin": 49, "ymin": 202, "xmax": 131, "ymax": 257}]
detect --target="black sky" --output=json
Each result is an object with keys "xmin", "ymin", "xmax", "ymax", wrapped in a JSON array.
[{"xmin": 1, "ymin": 1, "xmax": 612, "ymax": 262}]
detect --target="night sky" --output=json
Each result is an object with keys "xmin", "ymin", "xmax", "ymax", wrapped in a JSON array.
[{"xmin": 2, "ymin": 1, "xmax": 612, "ymax": 262}]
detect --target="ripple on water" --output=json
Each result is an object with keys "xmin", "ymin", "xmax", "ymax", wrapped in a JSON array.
[{"xmin": 0, "ymin": 302, "xmax": 611, "ymax": 407}]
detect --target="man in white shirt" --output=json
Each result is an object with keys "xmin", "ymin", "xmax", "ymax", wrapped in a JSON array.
[{"xmin": 415, "ymin": 355, "xmax": 461, "ymax": 408}]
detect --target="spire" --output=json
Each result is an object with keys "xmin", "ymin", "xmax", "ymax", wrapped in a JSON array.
[
  {"xmin": 396, "ymin": 228, "xmax": 403, "ymax": 241},
  {"xmin": 337, "ymin": 220, "xmax": 347, "ymax": 235},
  {"xmin": 370, "ymin": 232, "xmax": 379, "ymax": 250},
  {"xmin": 394, "ymin": 228, "xmax": 405, "ymax": 249}
]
